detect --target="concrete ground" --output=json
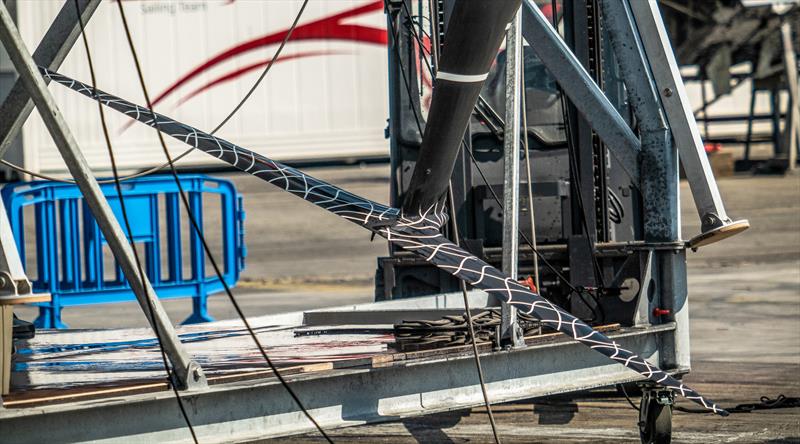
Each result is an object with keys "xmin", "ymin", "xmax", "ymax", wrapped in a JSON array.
[{"xmin": 13, "ymin": 166, "xmax": 800, "ymax": 442}]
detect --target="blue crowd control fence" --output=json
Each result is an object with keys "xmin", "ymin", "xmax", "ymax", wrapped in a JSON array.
[{"xmin": 1, "ymin": 175, "xmax": 246, "ymax": 328}]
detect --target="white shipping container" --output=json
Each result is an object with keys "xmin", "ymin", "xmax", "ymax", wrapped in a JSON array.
[{"xmin": 8, "ymin": 0, "xmax": 389, "ymax": 177}]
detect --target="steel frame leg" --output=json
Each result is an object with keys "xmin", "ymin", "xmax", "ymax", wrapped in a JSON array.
[
  {"xmin": 600, "ymin": 0, "xmax": 675, "ymax": 242},
  {"xmin": 0, "ymin": 2, "xmax": 206, "ymax": 390},
  {"xmin": 744, "ymin": 83, "xmax": 757, "ymax": 162},
  {"xmin": 500, "ymin": 9, "xmax": 524, "ymax": 347},
  {"xmin": 521, "ymin": 0, "xmax": 641, "ymax": 182},
  {"xmin": 627, "ymin": 0, "xmax": 749, "ymax": 248}
]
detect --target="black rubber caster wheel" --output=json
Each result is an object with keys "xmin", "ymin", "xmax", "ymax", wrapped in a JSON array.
[{"xmin": 639, "ymin": 388, "xmax": 673, "ymax": 444}]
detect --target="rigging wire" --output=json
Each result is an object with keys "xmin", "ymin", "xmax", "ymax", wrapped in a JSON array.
[
  {"xmin": 2, "ymin": 0, "xmax": 308, "ymax": 184},
  {"xmin": 387, "ymin": 5, "xmax": 500, "ymax": 442},
  {"xmin": 113, "ymin": 2, "xmax": 333, "ymax": 443},
  {"xmin": 448, "ymin": 186, "xmax": 502, "ymax": 444},
  {"xmin": 519, "ymin": 50, "xmax": 541, "ymax": 291},
  {"xmin": 71, "ymin": 1, "xmax": 198, "ymax": 442},
  {"xmin": 465, "ymin": 144, "xmax": 602, "ymax": 323}
]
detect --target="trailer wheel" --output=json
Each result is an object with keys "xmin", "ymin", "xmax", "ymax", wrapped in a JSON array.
[{"xmin": 639, "ymin": 388, "xmax": 673, "ymax": 444}]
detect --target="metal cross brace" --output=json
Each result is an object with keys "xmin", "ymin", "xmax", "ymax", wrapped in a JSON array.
[
  {"xmin": 521, "ymin": 0, "xmax": 748, "ymax": 247},
  {"xmin": 521, "ymin": 0, "xmax": 641, "ymax": 182},
  {"xmin": 500, "ymin": 8, "xmax": 524, "ymax": 347},
  {"xmin": 0, "ymin": 1, "xmax": 206, "ymax": 390}
]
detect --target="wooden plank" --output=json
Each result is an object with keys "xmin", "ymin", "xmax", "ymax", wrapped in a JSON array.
[
  {"xmin": 0, "ymin": 294, "xmax": 51, "ymax": 305},
  {"xmin": 1, "ymin": 305, "xmax": 11, "ymax": 395},
  {"xmin": 2, "ymin": 362, "xmax": 336, "ymax": 407}
]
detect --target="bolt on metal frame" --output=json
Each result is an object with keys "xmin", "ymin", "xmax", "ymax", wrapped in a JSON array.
[{"xmin": 0, "ymin": 1, "xmax": 205, "ymax": 390}]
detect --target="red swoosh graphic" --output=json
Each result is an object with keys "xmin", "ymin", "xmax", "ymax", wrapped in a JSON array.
[
  {"xmin": 176, "ymin": 50, "xmax": 347, "ymax": 106},
  {"xmin": 151, "ymin": 0, "xmax": 385, "ymax": 109}
]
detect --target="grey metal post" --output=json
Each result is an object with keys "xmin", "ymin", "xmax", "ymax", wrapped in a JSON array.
[
  {"xmin": 521, "ymin": 0, "xmax": 640, "ymax": 183},
  {"xmin": 600, "ymin": 0, "xmax": 675, "ymax": 241},
  {"xmin": 628, "ymin": 0, "xmax": 749, "ymax": 247},
  {"xmin": 0, "ymin": 0, "xmax": 101, "ymax": 159},
  {"xmin": 0, "ymin": 3, "xmax": 206, "ymax": 390},
  {"xmin": 780, "ymin": 18, "xmax": 799, "ymax": 170},
  {"xmin": 500, "ymin": 9, "xmax": 524, "ymax": 347}
]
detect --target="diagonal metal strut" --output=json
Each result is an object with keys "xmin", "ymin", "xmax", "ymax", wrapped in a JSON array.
[
  {"xmin": 0, "ymin": 0, "xmax": 101, "ymax": 159},
  {"xmin": 0, "ymin": 2, "xmax": 206, "ymax": 390},
  {"xmin": 521, "ymin": 0, "xmax": 641, "ymax": 182}
]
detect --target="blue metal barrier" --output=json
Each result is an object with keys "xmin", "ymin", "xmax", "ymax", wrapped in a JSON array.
[{"xmin": 1, "ymin": 175, "xmax": 246, "ymax": 328}]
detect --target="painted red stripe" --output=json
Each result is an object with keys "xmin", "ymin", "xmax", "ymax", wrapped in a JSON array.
[
  {"xmin": 151, "ymin": 1, "xmax": 386, "ymax": 108},
  {"xmin": 176, "ymin": 50, "xmax": 345, "ymax": 106}
]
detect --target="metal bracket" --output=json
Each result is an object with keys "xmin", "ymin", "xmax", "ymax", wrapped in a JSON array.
[
  {"xmin": 0, "ymin": 196, "xmax": 46, "ymax": 305},
  {"xmin": 633, "ymin": 250, "xmax": 654, "ymax": 327}
]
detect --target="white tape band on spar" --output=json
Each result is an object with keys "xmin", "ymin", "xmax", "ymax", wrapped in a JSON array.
[{"xmin": 436, "ymin": 71, "xmax": 489, "ymax": 83}]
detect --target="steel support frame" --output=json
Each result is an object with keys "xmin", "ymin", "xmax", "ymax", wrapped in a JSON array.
[
  {"xmin": 0, "ymin": 2, "xmax": 205, "ymax": 390},
  {"xmin": 627, "ymin": 0, "xmax": 735, "ymax": 234},
  {"xmin": 0, "ymin": 323, "xmax": 676, "ymax": 443},
  {"xmin": 500, "ymin": 9, "xmax": 524, "ymax": 347},
  {"xmin": 599, "ymin": 0, "xmax": 690, "ymax": 373}
]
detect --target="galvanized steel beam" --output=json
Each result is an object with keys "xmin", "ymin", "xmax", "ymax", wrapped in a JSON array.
[
  {"xmin": 500, "ymin": 9, "xmax": 524, "ymax": 347},
  {"xmin": 0, "ymin": 324, "xmax": 676, "ymax": 443},
  {"xmin": 627, "ymin": 0, "xmax": 743, "ymax": 237},
  {"xmin": 600, "ymin": 0, "xmax": 676, "ymax": 241}
]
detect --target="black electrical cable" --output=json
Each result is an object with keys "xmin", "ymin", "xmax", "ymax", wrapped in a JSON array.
[
  {"xmin": 71, "ymin": 1, "xmax": 199, "ymax": 442},
  {"xmin": 113, "ymin": 2, "xmax": 333, "ymax": 443},
  {"xmin": 674, "ymin": 395, "xmax": 800, "ymax": 414},
  {"xmin": 617, "ymin": 383, "xmax": 641, "ymax": 412},
  {"xmin": 448, "ymin": 186, "xmax": 502, "ymax": 444}
]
